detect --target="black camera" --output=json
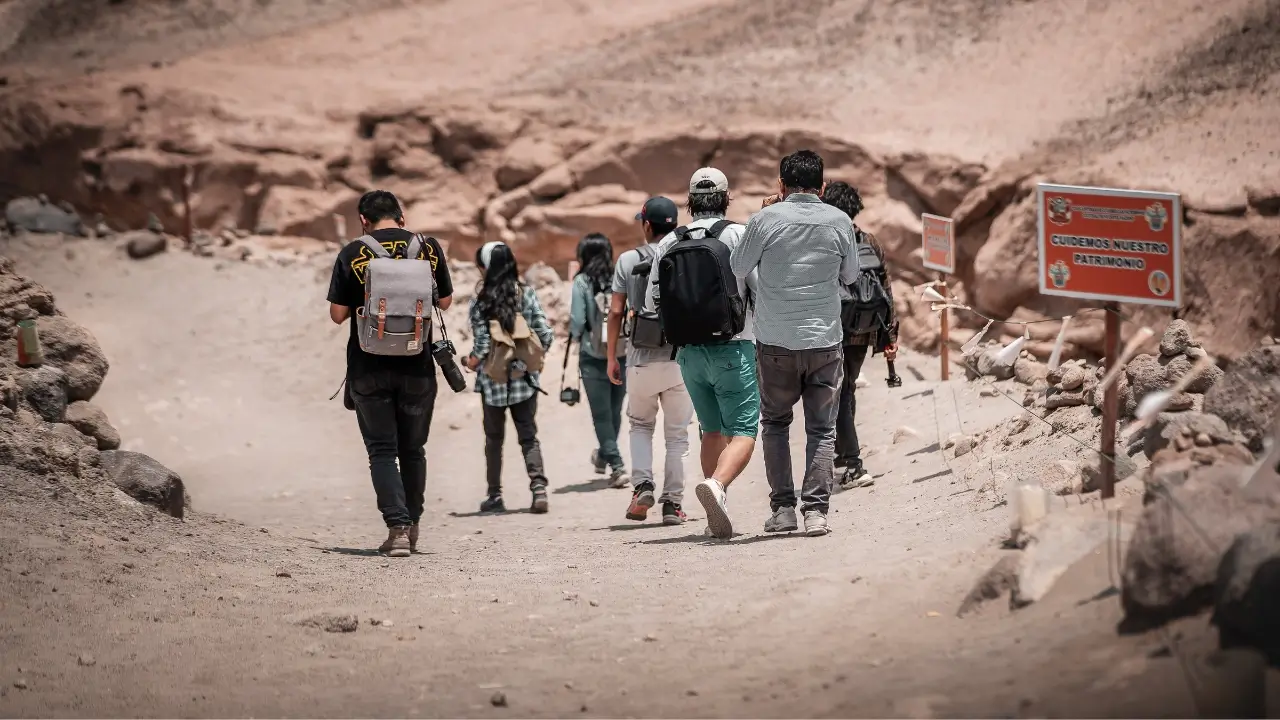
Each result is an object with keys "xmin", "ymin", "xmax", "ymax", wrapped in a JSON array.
[
  {"xmin": 432, "ymin": 338, "xmax": 468, "ymax": 393},
  {"xmin": 560, "ymin": 387, "xmax": 581, "ymax": 406},
  {"xmin": 886, "ymin": 360, "xmax": 903, "ymax": 388}
]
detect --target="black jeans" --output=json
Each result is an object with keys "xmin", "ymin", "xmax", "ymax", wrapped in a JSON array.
[
  {"xmin": 350, "ymin": 370, "xmax": 438, "ymax": 528},
  {"xmin": 483, "ymin": 396, "xmax": 548, "ymax": 496},
  {"xmin": 579, "ymin": 354, "xmax": 627, "ymax": 471},
  {"xmin": 756, "ymin": 343, "xmax": 844, "ymax": 514},
  {"xmin": 835, "ymin": 344, "xmax": 870, "ymax": 470}
]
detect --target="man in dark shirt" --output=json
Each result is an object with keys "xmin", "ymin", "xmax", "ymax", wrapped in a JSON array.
[{"xmin": 326, "ymin": 190, "xmax": 453, "ymax": 557}]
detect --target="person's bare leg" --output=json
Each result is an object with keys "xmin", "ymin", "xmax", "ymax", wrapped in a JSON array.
[
  {"xmin": 713, "ymin": 435, "xmax": 755, "ymax": 490},
  {"xmin": 700, "ymin": 431, "xmax": 727, "ymax": 479}
]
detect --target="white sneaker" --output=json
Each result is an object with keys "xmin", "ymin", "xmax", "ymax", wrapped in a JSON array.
[
  {"xmin": 803, "ymin": 510, "xmax": 830, "ymax": 537},
  {"xmin": 696, "ymin": 478, "xmax": 732, "ymax": 539}
]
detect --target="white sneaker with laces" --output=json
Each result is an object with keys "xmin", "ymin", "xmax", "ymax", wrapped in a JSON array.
[
  {"xmin": 803, "ymin": 510, "xmax": 830, "ymax": 537},
  {"xmin": 695, "ymin": 478, "xmax": 733, "ymax": 539}
]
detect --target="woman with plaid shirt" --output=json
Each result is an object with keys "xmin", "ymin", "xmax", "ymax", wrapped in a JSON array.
[{"xmin": 465, "ymin": 242, "xmax": 555, "ymax": 514}]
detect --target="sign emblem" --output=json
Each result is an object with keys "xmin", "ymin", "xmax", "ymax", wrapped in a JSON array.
[
  {"xmin": 1147, "ymin": 270, "xmax": 1170, "ymax": 297},
  {"xmin": 1144, "ymin": 202, "xmax": 1168, "ymax": 232},
  {"xmin": 1048, "ymin": 197, "xmax": 1072, "ymax": 225},
  {"xmin": 1048, "ymin": 260, "xmax": 1071, "ymax": 289}
]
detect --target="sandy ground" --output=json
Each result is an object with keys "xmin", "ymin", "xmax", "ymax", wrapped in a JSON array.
[
  {"xmin": 1, "ymin": 0, "xmax": 1278, "ymax": 715},
  {"xmin": 0, "ymin": 235, "xmax": 1248, "ymax": 717}
]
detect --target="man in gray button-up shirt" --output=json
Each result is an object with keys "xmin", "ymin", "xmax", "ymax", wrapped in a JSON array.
[{"xmin": 730, "ymin": 149, "xmax": 859, "ymax": 538}]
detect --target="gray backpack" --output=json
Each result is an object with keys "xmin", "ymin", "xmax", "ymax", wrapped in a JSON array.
[{"xmin": 354, "ymin": 235, "xmax": 436, "ymax": 356}]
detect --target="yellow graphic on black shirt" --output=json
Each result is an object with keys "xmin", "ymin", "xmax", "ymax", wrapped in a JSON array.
[{"xmin": 351, "ymin": 239, "xmax": 439, "ymax": 285}]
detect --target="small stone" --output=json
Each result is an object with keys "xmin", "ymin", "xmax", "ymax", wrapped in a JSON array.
[
  {"xmin": 275, "ymin": 570, "xmax": 292, "ymax": 578},
  {"xmin": 122, "ymin": 562, "xmax": 134, "ymax": 569},
  {"xmin": 490, "ymin": 691, "xmax": 508, "ymax": 707},
  {"xmin": 1194, "ymin": 432, "xmax": 1213, "ymax": 447},
  {"xmin": 686, "ymin": 689, "xmax": 699, "ymax": 697},
  {"xmin": 564, "ymin": 681, "xmax": 574, "ymax": 690},
  {"xmin": 892, "ymin": 426, "xmax": 919, "ymax": 444},
  {"xmin": 14, "ymin": 679, "xmax": 27, "ymax": 690},
  {"xmin": 491, "ymin": 597, "xmax": 500, "ymax": 603},
  {"xmin": 77, "ymin": 653, "xmax": 96, "ymax": 667},
  {"xmin": 259, "ymin": 527, "xmax": 269, "ymax": 533},
  {"xmin": 1059, "ymin": 367, "xmax": 1087, "ymax": 391},
  {"xmin": 580, "ymin": 704, "xmax": 589, "ymax": 713},
  {"xmin": 979, "ymin": 387, "xmax": 1000, "ymax": 398},
  {"xmin": 1159, "ymin": 319, "xmax": 1194, "ymax": 357},
  {"xmin": 124, "ymin": 231, "xmax": 167, "ymax": 260},
  {"xmin": 1191, "ymin": 448, "xmax": 1218, "ymax": 465},
  {"xmin": 449, "ymin": 423, "xmax": 461, "ymax": 431},
  {"xmin": 475, "ymin": 530, "xmax": 483, "ymax": 535},
  {"xmin": 926, "ymin": 611, "xmax": 941, "ymax": 617},
  {"xmin": 642, "ymin": 634, "xmax": 657, "ymax": 642},
  {"xmin": 588, "ymin": 600, "xmax": 599, "ymax": 607},
  {"xmin": 954, "ymin": 436, "xmax": 976, "ymax": 458}
]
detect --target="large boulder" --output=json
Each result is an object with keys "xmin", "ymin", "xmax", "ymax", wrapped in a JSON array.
[
  {"xmin": 5, "ymin": 196, "xmax": 83, "ymax": 236},
  {"xmin": 495, "ymin": 138, "xmax": 563, "ymax": 192},
  {"xmin": 98, "ymin": 450, "xmax": 188, "ymax": 519},
  {"xmin": 1212, "ymin": 522, "xmax": 1280, "ymax": 665},
  {"xmin": 1122, "ymin": 462, "xmax": 1280, "ymax": 627},
  {"xmin": 35, "ymin": 314, "xmax": 109, "ymax": 402},
  {"xmin": 63, "ymin": 400, "xmax": 121, "ymax": 450},
  {"xmin": 16, "ymin": 365, "xmax": 67, "ymax": 422},
  {"xmin": 254, "ymin": 186, "xmax": 359, "ymax": 244},
  {"xmin": 1204, "ymin": 345, "xmax": 1280, "ymax": 454},
  {"xmin": 884, "ymin": 152, "xmax": 986, "ymax": 217}
]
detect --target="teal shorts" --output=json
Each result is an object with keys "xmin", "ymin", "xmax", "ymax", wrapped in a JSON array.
[{"xmin": 676, "ymin": 340, "xmax": 760, "ymax": 438}]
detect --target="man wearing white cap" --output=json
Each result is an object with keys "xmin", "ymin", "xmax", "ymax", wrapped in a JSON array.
[{"xmin": 647, "ymin": 168, "xmax": 760, "ymax": 539}]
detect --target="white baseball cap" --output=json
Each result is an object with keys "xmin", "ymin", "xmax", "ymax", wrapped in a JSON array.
[{"xmin": 689, "ymin": 167, "xmax": 729, "ymax": 194}]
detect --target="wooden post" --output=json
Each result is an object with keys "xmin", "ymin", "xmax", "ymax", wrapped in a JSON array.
[
  {"xmin": 181, "ymin": 165, "xmax": 195, "ymax": 246},
  {"xmin": 938, "ymin": 276, "xmax": 950, "ymax": 381},
  {"xmin": 1100, "ymin": 302, "xmax": 1121, "ymax": 499}
]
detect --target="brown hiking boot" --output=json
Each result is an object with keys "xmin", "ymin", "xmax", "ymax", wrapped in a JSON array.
[
  {"xmin": 408, "ymin": 523, "xmax": 419, "ymax": 553},
  {"xmin": 379, "ymin": 526, "xmax": 411, "ymax": 557}
]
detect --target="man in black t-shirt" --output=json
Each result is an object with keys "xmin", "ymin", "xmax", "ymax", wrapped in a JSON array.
[{"xmin": 327, "ymin": 190, "xmax": 453, "ymax": 557}]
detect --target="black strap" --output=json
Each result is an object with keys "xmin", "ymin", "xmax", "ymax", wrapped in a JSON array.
[
  {"xmin": 559, "ymin": 334, "xmax": 580, "ymax": 392},
  {"xmin": 704, "ymin": 219, "xmax": 733, "ymax": 239}
]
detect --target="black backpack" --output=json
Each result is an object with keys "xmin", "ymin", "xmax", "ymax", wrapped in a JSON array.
[
  {"xmin": 841, "ymin": 233, "xmax": 892, "ymax": 338},
  {"xmin": 657, "ymin": 220, "xmax": 746, "ymax": 348},
  {"xmin": 626, "ymin": 244, "xmax": 668, "ymax": 350}
]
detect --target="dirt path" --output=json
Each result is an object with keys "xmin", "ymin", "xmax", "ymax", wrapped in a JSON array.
[{"xmin": 0, "ymin": 236, "xmax": 1225, "ymax": 717}]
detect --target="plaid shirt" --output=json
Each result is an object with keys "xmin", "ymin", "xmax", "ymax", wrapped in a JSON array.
[{"xmin": 469, "ymin": 286, "xmax": 554, "ymax": 407}]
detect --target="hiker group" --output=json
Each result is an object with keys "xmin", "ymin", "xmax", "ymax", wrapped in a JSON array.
[{"xmin": 327, "ymin": 149, "xmax": 898, "ymax": 556}]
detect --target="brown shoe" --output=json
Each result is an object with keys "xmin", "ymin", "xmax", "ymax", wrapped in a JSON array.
[
  {"xmin": 408, "ymin": 523, "xmax": 419, "ymax": 553},
  {"xmin": 379, "ymin": 526, "xmax": 411, "ymax": 557}
]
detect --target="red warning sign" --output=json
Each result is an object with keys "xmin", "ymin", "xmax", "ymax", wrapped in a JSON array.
[
  {"xmin": 1037, "ymin": 183, "xmax": 1182, "ymax": 307},
  {"xmin": 921, "ymin": 214, "xmax": 955, "ymax": 274}
]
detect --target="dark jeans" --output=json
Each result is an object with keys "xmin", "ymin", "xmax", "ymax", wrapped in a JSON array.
[
  {"xmin": 579, "ymin": 354, "xmax": 627, "ymax": 471},
  {"xmin": 756, "ymin": 343, "xmax": 844, "ymax": 514},
  {"xmin": 350, "ymin": 370, "xmax": 438, "ymax": 528},
  {"xmin": 835, "ymin": 344, "xmax": 870, "ymax": 470},
  {"xmin": 482, "ymin": 396, "xmax": 548, "ymax": 496}
]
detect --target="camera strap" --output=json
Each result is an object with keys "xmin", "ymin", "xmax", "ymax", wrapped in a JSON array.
[{"xmin": 559, "ymin": 334, "xmax": 580, "ymax": 392}]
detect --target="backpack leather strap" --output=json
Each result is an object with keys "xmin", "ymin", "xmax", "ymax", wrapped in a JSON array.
[
  {"xmin": 404, "ymin": 235, "xmax": 424, "ymax": 261},
  {"xmin": 414, "ymin": 299, "xmax": 424, "ymax": 345},
  {"xmin": 377, "ymin": 298, "xmax": 387, "ymax": 339}
]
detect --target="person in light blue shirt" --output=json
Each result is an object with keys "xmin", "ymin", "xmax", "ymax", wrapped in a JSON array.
[
  {"xmin": 730, "ymin": 149, "xmax": 859, "ymax": 538},
  {"xmin": 569, "ymin": 233, "xmax": 628, "ymax": 487}
]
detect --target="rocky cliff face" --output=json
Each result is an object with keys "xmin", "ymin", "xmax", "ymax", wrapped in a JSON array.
[{"xmin": 2, "ymin": 85, "xmax": 1278, "ymax": 361}]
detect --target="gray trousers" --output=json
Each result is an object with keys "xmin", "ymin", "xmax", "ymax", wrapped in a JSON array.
[{"xmin": 756, "ymin": 343, "xmax": 844, "ymax": 513}]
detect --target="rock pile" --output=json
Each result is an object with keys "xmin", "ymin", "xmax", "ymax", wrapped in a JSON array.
[{"xmin": 0, "ymin": 256, "xmax": 188, "ymax": 518}]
